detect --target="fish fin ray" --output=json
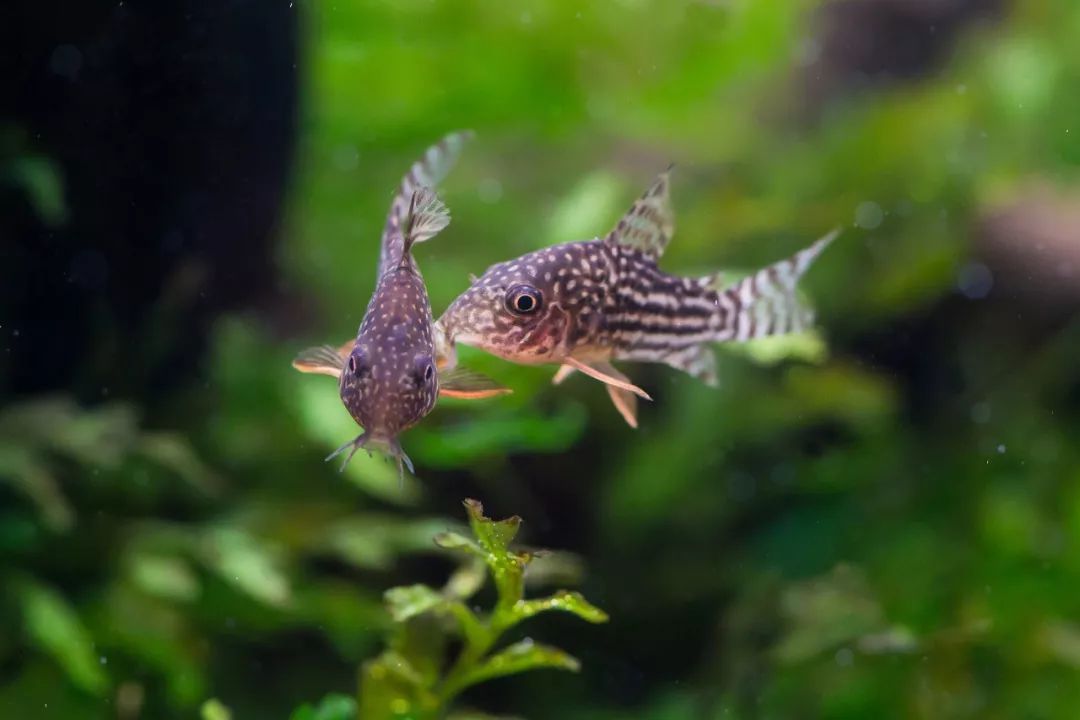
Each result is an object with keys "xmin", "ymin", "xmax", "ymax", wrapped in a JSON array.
[
  {"xmin": 706, "ymin": 229, "xmax": 838, "ymax": 342},
  {"xmin": 379, "ymin": 130, "xmax": 473, "ymax": 274},
  {"xmin": 605, "ymin": 383, "xmax": 639, "ymax": 428},
  {"xmin": 402, "ymin": 187, "xmax": 451, "ymax": 256},
  {"xmin": 439, "ymin": 366, "xmax": 512, "ymax": 399},
  {"xmin": 603, "ymin": 167, "xmax": 675, "ymax": 260},
  {"xmin": 664, "ymin": 345, "xmax": 718, "ymax": 386},
  {"xmin": 292, "ymin": 344, "xmax": 348, "ymax": 378},
  {"xmin": 552, "ymin": 364, "xmax": 576, "ymax": 385},
  {"xmin": 564, "ymin": 357, "xmax": 652, "ymax": 400}
]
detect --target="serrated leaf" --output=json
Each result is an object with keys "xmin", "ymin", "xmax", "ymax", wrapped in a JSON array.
[
  {"xmin": 516, "ymin": 591, "xmax": 609, "ymax": 624},
  {"xmin": 288, "ymin": 693, "xmax": 357, "ymax": 720},
  {"xmin": 17, "ymin": 578, "xmax": 108, "ymax": 695},
  {"xmin": 463, "ymin": 499, "xmax": 521, "ymax": 554},
  {"xmin": 385, "ymin": 585, "xmax": 445, "ymax": 623}
]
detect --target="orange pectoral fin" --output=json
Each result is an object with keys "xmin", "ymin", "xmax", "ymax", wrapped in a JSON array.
[{"xmin": 292, "ymin": 343, "xmax": 349, "ymax": 378}]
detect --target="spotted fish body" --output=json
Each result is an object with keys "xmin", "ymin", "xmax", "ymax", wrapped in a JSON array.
[
  {"xmin": 294, "ymin": 133, "xmax": 475, "ymax": 477},
  {"xmin": 436, "ymin": 170, "xmax": 837, "ymax": 427}
]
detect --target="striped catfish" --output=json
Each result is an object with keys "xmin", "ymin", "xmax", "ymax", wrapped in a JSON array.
[
  {"xmin": 292, "ymin": 132, "xmax": 508, "ymax": 479},
  {"xmin": 434, "ymin": 170, "xmax": 837, "ymax": 427}
]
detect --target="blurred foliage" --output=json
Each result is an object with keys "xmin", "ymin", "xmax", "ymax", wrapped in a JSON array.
[{"xmin": 3, "ymin": 0, "xmax": 1080, "ymax": 719}]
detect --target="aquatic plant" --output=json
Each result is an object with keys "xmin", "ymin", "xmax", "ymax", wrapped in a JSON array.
[{"xmin": 290, "ymin": 498, "xmax": 608, "ymax": 720}]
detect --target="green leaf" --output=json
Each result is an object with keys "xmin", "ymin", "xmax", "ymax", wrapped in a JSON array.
[
  {"xmin": 385, "ymin": 585, "xmax": 445, "ymax": 623},
  {"xmin": 129, "ymin": 553, "xmax": 200, "ymax": 602},
  {"xmin": 201, "ymin": 699, "xmax": 233, "ymax": 720},
  {"xmin": 516, "ymin": 591, "xmax": 610, "ymax": 624},
  {"xmin": 433, "ymin": 530, "xmax": 484, "ymax": 557},
  {"xmin": 201, "ymin": 528, "xmax": 291, "ymax": 608},
  {"xmin": 17, "ymin": 578, "xmax": 108, "ymax": 695},
  {"xmin": 463, "ymin": 499, "xmax": 521, "ymax": 554},
  {"xmin": 447, "ymin": 639, "xmax": 580, "ymax": 696},
  {"xmin": 358, "ymin": 651, "xmax": 439, "ymax": 720},
  {"xmin": 289, "ymin": 693, "xmax": 357, "ymax": 720}
]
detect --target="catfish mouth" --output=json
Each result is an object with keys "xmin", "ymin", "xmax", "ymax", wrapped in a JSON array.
[{"xmin": 325, "ymin": 430, "xmax": 415, "ymax": 481}]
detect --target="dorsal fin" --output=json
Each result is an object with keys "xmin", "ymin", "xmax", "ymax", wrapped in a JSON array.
[
  {"xmin": 400, "ymin": 188, "xmax": 451, "ymax": 262},
  {"xmin": 379, "ymin": 131, "xmax": 473, "ymax": 275},
  {"xmin": 603, "ymin": 167, "xmax": 675, "ymax": 260}
]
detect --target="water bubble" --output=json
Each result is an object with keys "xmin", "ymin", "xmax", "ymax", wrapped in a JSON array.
[
  {"xmin": 997, "ymin": 444, "xmax": 1006, "ymax": 454},
  {"xmin": 957, "ymin": 262, "xmax": 993, "ymax": 299},
  {"xmin": 835, "ymin": 648, "xmax": 854, "ymax": 667},
  {"xmin": 970, "ymin": 401, "xmax": 991, "ymax": 424},
  {"xmin": 855, "ymin": 201, "xmax": 883, "ymax": 230}
]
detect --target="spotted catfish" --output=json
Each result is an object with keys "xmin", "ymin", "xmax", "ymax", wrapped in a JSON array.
[
  {"xmin": 435, "ymin": 169, "xmax": 837, "ymax": 427},
  {"xmin": 292, "ymin": 132, "xmax": 508, "ymax": 479}
]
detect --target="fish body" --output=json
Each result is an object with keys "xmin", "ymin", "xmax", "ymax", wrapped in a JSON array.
[
  {"xmin": 293, "ymin": 132, "xmax": 508, "ymax": 478},
  {"xmin": 436, "ymin": 170, "xmax": 837, "ymax": 427}
]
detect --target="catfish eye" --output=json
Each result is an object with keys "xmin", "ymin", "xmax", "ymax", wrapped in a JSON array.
[
  {"xmin": 348, "ymin": 350, "xmax": 369, "ymax": 377},
  {"xmin": 506, "ymin": 284, "xmax": 542, "ymax": 315},
  {"xmin": 413, "ymin": 355, "xmax": 435, "ymax": 385}
]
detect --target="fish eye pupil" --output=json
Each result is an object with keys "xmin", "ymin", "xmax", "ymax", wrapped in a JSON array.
[
  {"xmin": 425, "ymin": 364, "xmax": 434, "ymax": 381},
  {"xmin": 348, "ymin": 356, "xmax": 357, "ymax": 373},
  {"xmin": 506, "ymin": 285, "xmax": 542, "ymax": 315}
]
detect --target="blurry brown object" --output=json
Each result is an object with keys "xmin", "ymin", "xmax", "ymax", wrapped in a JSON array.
[
  {"xmin": 797, "ymin": 0, "xmax": 1005, "ymax": 116},
  {"xmin": 977, "ymin": 183, "xmax": 1080, "ymax": 307}
]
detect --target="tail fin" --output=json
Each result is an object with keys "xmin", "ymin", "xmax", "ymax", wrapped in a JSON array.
[
  {"xmin": 400, "ymin": 188, "xmax": 451, "ymax": 261},
  {"xmin": 708, "ymin": 229, "xmax": 838, "ymax": 342},
  {"xmin": 379, "ymin": 131, "xmax": 473, "ymax": 275}
]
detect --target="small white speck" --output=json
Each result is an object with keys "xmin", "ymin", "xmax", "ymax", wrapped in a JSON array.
[
  {"xmin": 997, "ymin": 444, "xmax": 1006, "ymax": 454},
  {"xmin": 835, "ymin": 648, "xmax": 854, "ymax": 667}
]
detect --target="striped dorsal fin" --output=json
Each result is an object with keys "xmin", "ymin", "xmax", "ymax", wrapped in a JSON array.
[
  {"xmin": 708, "ymin": 229, "xmax": 839, "ymax": 342},
  {"xmin": 379, "ymin": 131, "xmax": 473, "ymax": 275},
  {"xmin": 603, "ymin": 168, "xmax": 675, "ymax": 260}
]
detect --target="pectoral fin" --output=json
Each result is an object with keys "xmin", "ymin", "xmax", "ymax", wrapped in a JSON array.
[
  {"xmin": 555, "ymin": 361, "xmax": 642, "ymax": 427},
  {"xmin": 605, "ymin": 384, "xmax": 639, "ymax": 428},
  {"xmin": 292, "ymin": 342, "xmax": 351, "ymax": 378},
  {"xmin": 552, "ymin": 364, "xmax": 576, "ymax": 385},
  {"xmin": 564, "ymin": 357, "xmax": 652, "ymax": 401},
  {"xmin": 439, "ymin": 366, "xmax": 512, "ymax": 399}
]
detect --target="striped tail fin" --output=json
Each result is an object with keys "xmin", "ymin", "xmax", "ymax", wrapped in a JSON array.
[
  {"xmin": 710, "ymin": 229, "xmax": 838, "ymax": 342},
  {"xmin": 378, "ymin": 131, "xmax": 473, "ymax": 276}
]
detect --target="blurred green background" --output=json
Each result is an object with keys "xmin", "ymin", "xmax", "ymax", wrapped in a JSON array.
[{"xmin": 3, "ymin": 0, "xmax": 1080, "ymax": 717}]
